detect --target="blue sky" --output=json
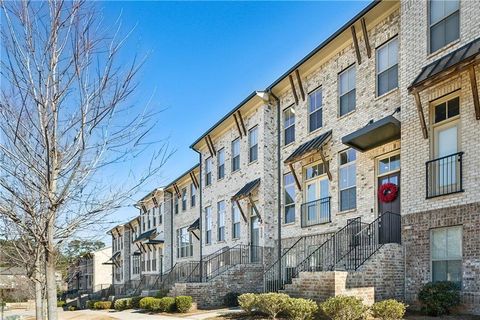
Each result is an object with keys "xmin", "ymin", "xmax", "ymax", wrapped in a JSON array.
[{"xmin": 100, "ymin": 1, "xmax": 370, "ymax": 228}]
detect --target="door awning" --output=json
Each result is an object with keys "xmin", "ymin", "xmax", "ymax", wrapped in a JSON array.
[
  {"xmin": 342, "ymin": 115, "xmax": 400, "ymax": 152},
  {"xmin": 231, "ymin": 178, "xmax": 261, "ymax": 201},
  {"xmin": 187, "ymin": 218, "xmax": 200, "ymax": 232},
  {"xmin": 284, "ymin": 130, "xmax": 332, "ymax": 164},
  {"xmin": 134, "ymin": 229, "xmax": 156, "ymax": 242}
]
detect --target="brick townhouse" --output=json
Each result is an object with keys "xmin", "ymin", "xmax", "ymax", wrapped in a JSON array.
[{"xmin": 107, "ymin": 0, "xmax": 480, "ymax": 313}]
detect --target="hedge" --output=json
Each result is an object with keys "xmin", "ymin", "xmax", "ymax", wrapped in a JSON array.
[{"xmin": 175, "ymin": 296, "xmax": 193, "ymax": 313}]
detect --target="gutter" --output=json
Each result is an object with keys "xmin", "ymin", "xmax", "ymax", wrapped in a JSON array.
[
  {"xmin": 164, "ymin": 189, "xmax": 174, "ymax": 270},
  {"xmin": 192, "ymin": 148, "xmax": 203, "ymax": 282}
]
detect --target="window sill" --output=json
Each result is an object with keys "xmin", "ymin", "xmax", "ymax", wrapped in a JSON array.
[
  {"xmin": 231, "ymin": 168, "xmax": 241, "ymax": 175},
  {"xmin": 248, "ymin": 160, "xmax": 258, "ymax": 166},
  {"xmin": 375, "ymin": 87, "xmax": 399, "ymax": 101},
  {"xmin": 337, "ymin": 208, "xmax": 357, "ymax": 215},
  {"xmin": 283, "ymin": 221, "xmax": 296, "ymax": 226},
  {"xmin": 427, "ymin": 39, "xmax": 461, "ymax": 60},
  {"xmin": 307, "ymin": 126, "xmax": 325, "ymax": 137},
  {"xmin": 283, "ymin": 141, "xmax": 295, "ymax": 149},
  {"xmin": 337, "ymin": 109, "xmax": 356, "ymax": 121}
]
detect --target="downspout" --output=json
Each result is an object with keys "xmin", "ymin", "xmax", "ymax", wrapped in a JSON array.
[
  {"xmin": 193, "ymin": 149, "xmax": 203, "ymax": 282},
  {"xmin": 268, "ymin": 90, "xmax": 282, "ymax": 287},
  {"xmin": 165, "ymin": 189, "xmax": 174, "ymax": 270}
]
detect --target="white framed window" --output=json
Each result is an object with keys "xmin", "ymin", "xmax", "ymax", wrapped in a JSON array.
[
  {"xmin": 249, "ymin": 126, "xmax": 258, "ymax": 162},
  {"xmin": 308, "ymin": 87, "xmax": 323, "ymax": 132},
  {"xmin": 284, "ymin": 173, "xmax": 295, "ymax": 224},
  {"xmin": 339, "ymin": 149, "xmax": 357, "ymax": 211},
  {"xmin": 181, "ymin": 188, "xmax": 187, "ymax": 211},
  {"xmin": 190, "ymin": 183, "xmax": 196, "ymax": 207},
  {"xmin": 152, "ymin": 207, "xmax": 156, "ymax": 227},
  {"xmin": 431, "ymin": 226, "xmax": 462, "ymax": 283},
  {"xmin": 205, "ymin": 206, "xmax": 212, "ymax": 244},
  {"xmin": 205, "ymin": 157, "xmax": 212, "ymax": 186},
  {"xmin": 177, "ymin": 227, "xmax": 193, "ymax": 258},
  {"xmin": 232, "ymin": 138, "xmax": 241, "ymax": 171},
  {"xmin": 218, "ymin": 148, "xmax": 225, "ymax": 179},
  {"xmin": 217, "ymin": 200, "xmax": 225, "ymax": 241},
  {"xmin": 339, "ymin": 65, "xmax": 356, "ymax": 116},
  {"xmin": 174, "ymin": 195, "xmax": 179, "ymax": 214},
  {"xmin": 429, "ymin": 0, "xmax": 460, "ymax": 53},
  {"xmin": 232, "ymin": 202, "xmax": 241, "ymax": 239},
  {"xmin": 284, "ymin": 107, "xmax": 295, "ymax": 145},
  {"xmin": 376, "ymin": 37, "xmax": 398, "ymax": 96}
]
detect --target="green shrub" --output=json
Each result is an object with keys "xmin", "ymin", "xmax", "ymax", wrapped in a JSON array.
[
  {"xmin": 139, "ymin": 297, "xmax": 157, "ymax": 310},
  {"xmin": 176, "ymin": 296, "xmax": 193, "ymax": 313},
  {"xmin": 114, "ymin": 298, "xmax": 132, "ymax": 311},
  {"xmin": 287, "ymin": 298, "xmax": 318, "ymax": 320},
  {"xmin": 67, "ymin": 305, "xmax": 77, "ymax": 311},
  {"xmin": 157, "ymin": 297, "xmax": 176, "ymax": 312},
  {"xmin": 238, "ymin": 293, "xmax": 257, "ymax": 314},
  {"xmin": 370, "ymin": 299, "xmax": 406, "ymax": 320},
  {"xmin": 130, "ymin": 296, "xmax": 142, "ymax": 309},
  {"xmin": 320, "ymin": 295, "xmax": 367, "ymax": 320},
  {"xmin": 93, "ymin": 301, "xmax": 112, "ymax": 310},
  {"xmin": 418, "ymin": 281, "xmax": 460, "ymax": 316},
  {"xmin": 224, "ymin": 292, "xmax": 240, "ymax": 307},
  {"xmin": 256, "ymin": 293, "xmax": 290, "ymax": 319},
  {"xmin": 156, "ymin": 289, "xmax": 169, "ymax": 298},
  {"xmin": 57, "ymin": 301, "xmax": 66, "ymax": 308},
  {"xmin": 86, "ymin": 300, "xmax": 98, "ymax": 309}
]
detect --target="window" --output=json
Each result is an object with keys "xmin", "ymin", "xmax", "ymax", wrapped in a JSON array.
[
  {"xmin": 190, "ymin": 184, "xmax": 196, "ymax": 207},
  {"xmin": 431, "ymin": 226, "xmax": 462, "ymax": 283},
  {"xmin": 339, "ymin": 149, "xmax": 357, "ymax": 211},
  {"xmin": 284, "ymin": 173, "xmax": 295, "ymax": 224},
  {"xmin": 232, "ymin": 202, "xmax": 241, "ymax": 239},
  {"xmin": 142, "ymin": 213, "xmax": 146, "ymax": 231},
  {"xmin": 181, "ymin": 188, "xmax": 187, "ymax": 211},
  {"xmin": 339, "ymin": 65, "xmax": 356, "ymax": 116},
  {"xmin": 376, "ymin": 37, "xmax": 398, "ymax": 96},
  {"xmin": 205, "ymin": 157, "xmax": 212, "ymax": 186},
  {"xmin": 152, "ymin": 247, "xmax": 157, "ymax": 271},
  {"xmin": 305, "ymin": 163, "xmax": 327, "ymax": 180},
  {"xmin": 177, "ymin": 227, "xmax": 193, "ymax": 258},
  {"xmin": 158, "ymin": 204, "xmax": 163, "ymax": 224},
  {"xmin": 132, "ymin": 256, "xmax": 140, "ymax": 274},
  {"xmin": 147, "ymin": 209, "xmax": 151, "ymax": 229},
  {"xmin": 249, "ymin": 126, "xmax": 258, "ymax": 162},
  {"xmin": 217, "ymin": 201, "xmax": 225, "ymax": 241},
  {"xmin": 284, "ymin": 107, "xmax": 295, "ymax": 145},
  {"xmin": 174, "ymin": 195, "xmax": 179, "ymax": 214},
  {"xmin": 308, "ymin": 88, "xmax": 323, "ymax": 132},
  {"xmin": 429, "ymin": 0, "xmax": 460, "ymax": 53},
  {"xmin": 147, "ymin": 251, "xmax": 151, "ymax": 271},
  {"xmin": 218, "ymin": 148, "xmax": 225, "ymax": 179},
  {"xmin": 152, "ymin": 207, "xmax": 156, "ymax": 227},
  {"xmin": 232, "ymin": 138, "xmax": 240, "ymax": 171},
  {"xmin": 205, "ymin": 206, "xmax": 212, "ymax": 244}
]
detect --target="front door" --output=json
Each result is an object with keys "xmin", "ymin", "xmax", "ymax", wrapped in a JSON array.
[
  {"xmin": 377, "ymin": 153, "xmax": 400, "ymax": 216},
  {"xmin": 305, "ymin": 177, "xmax": 329, "ymax": 224},
  {"xmin": 250, "ymin": 216, "xmax": 260, "ymax": 262}
]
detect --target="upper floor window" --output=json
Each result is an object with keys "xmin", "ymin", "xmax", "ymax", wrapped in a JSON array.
[
  {"xmin": 158, "ymin": 204, "xmax": 163, "ymax": 224},
  {"xmin": 339, "ymin": 65, "xmax": 356, "ymax": 116},
  {"xmin": 205, "ymin": 157, "xmax": 212, "ymax": 186},
  {"xmin": 205, "ymin": 206, "xmax": 212, "ymax": 244},
  {"xmin": 284, "ymin": 107, "xmax": 295, "ymax": 145},
  {"xmin": 232, "ymin": 202, "xmax": 241, "ymax": 239},
  {"xmin": 147, "ymin": 209, "xmax": 151, "ymax": 229},
  {"xmin": 152, "ymin": 207, "xmax": 156, "ymax": 227},
  {"xmin": 249, "ymin": 126, "xmax": 258, "ymax": 162},
  {"xmin": 284, "ymin": 173, "xmax": 295, "ymax": 224},
  {"xmin": 431, "ymin": 226, "xmax": 462, "ymax": 283},
  {"xmin": 217, "ymin": 201, "xmax": 225, "ymax": 241},
  {"xmin": 376, "ymin": 37, "xmax": 398, "ymax": 96},
  {"xmin": 308, "ymin": 87, "xmax": 323, "ymax": 132},
  {"xmin": 174, "ymin": 195, "xmax": 179, "ymax": 214},
  {"xmin": 232, "ymin": 138, "xmax": 241, "ymax": 172},
  {"xmin": 181, "ymin": 188, "xmax": 187, "ymax": 211},
  {"xmin": 429, "ymin": 0, "xmax": 460, "ymax": 53},
  {"xmin": 218, "ymin": 148, "xmax": 225, "ymax": 179},
  {"xmin": 339, "ymin": 149, "xmax": 357, "ymax": 211},
  {"xmin": 190, "ymin": 183, "xmax": 196, "ymax": 207}
]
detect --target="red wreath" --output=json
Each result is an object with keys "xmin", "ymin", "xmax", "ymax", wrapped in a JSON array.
[{"xmin": 378, "ymin": 182, "xmax": 398, "ymax": 203}]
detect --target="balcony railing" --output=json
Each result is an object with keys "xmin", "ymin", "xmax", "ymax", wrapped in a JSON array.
[
  {"xmin": 301, "ymin": 197, "xmax": 331, "ymax": 228},
  {"xmin": 426, "ymin": 152, "xmax": 464, "ymax": 199}
]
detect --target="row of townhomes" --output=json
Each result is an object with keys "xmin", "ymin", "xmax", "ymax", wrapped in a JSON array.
[{"xmin": 107, "ymin": 0, "xmax": 480, "ymax": 314}]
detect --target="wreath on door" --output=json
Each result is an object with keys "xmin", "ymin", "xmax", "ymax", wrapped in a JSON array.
[{"xmin": 378, "ymin": 182, "xmax": 398, "ymax": 203}]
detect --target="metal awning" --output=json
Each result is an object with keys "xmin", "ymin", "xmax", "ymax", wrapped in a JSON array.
[
  {"xmin": 342, "ymin": 115, "xmax": 400, "ymax": 152},
  {"xmin": 409, "ymin": 37, "xmax": 480, "ymax": 91},
  {"xmin": 284, "ymin": 130, "xmax": 332, "ymax": 164},
  {"xmin": 132, "ymin": 251, "xmax": 141, "ymax": 256},
  {"xmin": 231, "ymin": 178, "xmax": 261, "ymax": 201},
  {"xmin": 134, "ymin": 229, "xmax": 156, "ymax": 242},
  {"xmin": 145, "ymin": 239, "xmax": 164, "ymax": 245},
  {"xmin": 103, "ymin": 251, "xmax": 121, "ymax": 265},
  {"xmin": 187, "ymin": 218, "xmax": 200, "ymax": 232}
]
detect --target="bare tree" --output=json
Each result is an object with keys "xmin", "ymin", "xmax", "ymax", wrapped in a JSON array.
[{"xmin": 0, "ymin": 1, "xmax": 170, "ymax": 319}]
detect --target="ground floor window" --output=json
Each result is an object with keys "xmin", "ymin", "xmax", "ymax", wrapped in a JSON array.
[
  {"xmin": 132, "ymin": 255, "xmax": 140, "ymax": 275},
  {"xmin": 431, "ymin": 226, "xmax": 462, "ymax": 284},
  {"xmin": 177, "ymin": 226, "xmax": 193, "ymax": 258}
]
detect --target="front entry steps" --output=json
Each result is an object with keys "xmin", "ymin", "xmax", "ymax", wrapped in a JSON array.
[{"xmin": 281, "ymin": 243, "xmax": 404, "ymax": 304}]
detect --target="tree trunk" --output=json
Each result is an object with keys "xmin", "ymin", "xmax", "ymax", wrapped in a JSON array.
[
  {"xmin": 45, "ymin": 224, "xmax": 58, "ymax": 320},
  {"xmin": 34, "ymin": 278, "xmax": 44, "ymax": 320}
]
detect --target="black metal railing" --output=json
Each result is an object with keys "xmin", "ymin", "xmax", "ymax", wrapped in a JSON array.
[
  {"xmin": 133, "ymin": 275, "xmax": 147, "ymax": 296},
  {"xmin": 301, "ymin": 197, "xmax": 331, "ymax": 228},
  {"xmin": 155, "ymin": 261, "xmax": 201, "ymax": 291},
  {"xmin": 426, "ymin": 152, "xmax": 464, "ymax": 198},
  {"xmin": 264, "ymin": 232, "xmax": 333, "ymax": 292}
]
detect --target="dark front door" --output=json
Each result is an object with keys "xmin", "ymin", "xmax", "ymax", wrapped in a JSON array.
[
  {"xmin": 378, "ymin": 172, "xmax": 400, "ymax": 244},
  {"xmin": 250, "ymin": 216, "xmax": 260, "ymax": 262}
]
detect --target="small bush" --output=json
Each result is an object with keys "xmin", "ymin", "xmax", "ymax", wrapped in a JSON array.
[
  {"xmin": 320, "ymin": 295, "xmax": 367, "ymax": 320},
  {"xmin": 176, "ymin": 296, "xmax": 193, "ymax": 313},
  {"xmin": 224, "ymin": 292, "xmax": 240, "ymax": 307},
  {"xmin": 287, "ymin": 298, "xmax": 318, "ymax": 320},
  {"xmin": 67, "ymin": 305, "xmax": 77, "ymax": 311},
  {"xmin": 256, "ymin": 293, "xmax": 290, "ymax": 319},
  {"xmin": 238, "ymin": 293, "xmax": 257, "ymax": 314},
  {"xmin": 86, "ymin": 300, "xmax": 98, "ymax": 309},
  {"xmin": 156, "ymin": 289, "xmax": 169, "ymax": 298},
  {"xmin": 130, "ymin": 296, "xmax": 142, "ymax": 309},
  {"xmin": 57, "ymin": 301, "xmax": 66, "ymax": 308},
  {"xmin": 139, "ymin": 297, "xmax": 157, "ymax": 310},
  {"xmin": 114, "ymin": 298, "xmax": 132, "ymax": 311},
  {"xmin": 157, "ymin": 297, "xmax": 176, "ymax": 312},
  {"xmin": 418, "ymin": 281, "xmax": 460, "ymax": 316},
  {"xmin": 93, "ymin": 301, "xmax": 112, "ymax": 310},
  {"xmin": 370, "ymin": 299, "xmax": 406, "ymax": 320}
]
